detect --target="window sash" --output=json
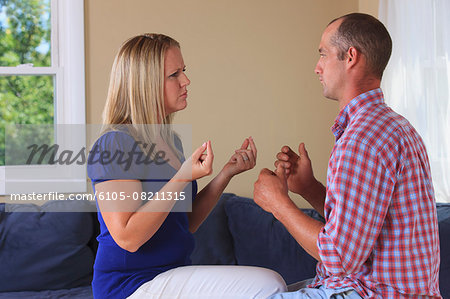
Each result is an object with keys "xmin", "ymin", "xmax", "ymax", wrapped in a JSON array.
[
  {"xmin": 0, "ymin": 0, "xmax": 86, "ymax": 195},
  {"xmin": 0, "ymin": 67, "xmax": 59, "ymax": 75}
]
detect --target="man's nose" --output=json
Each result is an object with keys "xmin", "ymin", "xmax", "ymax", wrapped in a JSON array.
[{"xmin": 314, "ymin": 62, "xmax": 321, "ymax": 75}]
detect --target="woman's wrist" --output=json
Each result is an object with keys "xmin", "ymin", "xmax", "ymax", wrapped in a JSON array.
[
  {"xmin": 217, "ymin": 167, "xmax": 234, "ymax": 184},
  {"xmin": 172, "ymin": 168, "xmax": 193, "ymax": 183}
]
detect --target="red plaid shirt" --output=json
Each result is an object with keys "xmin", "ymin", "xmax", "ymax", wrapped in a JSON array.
[{"xmin": 309, "ymin": 89, "xmax": 441, "ymax": 298}]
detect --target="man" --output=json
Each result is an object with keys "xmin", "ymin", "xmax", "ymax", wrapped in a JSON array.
[{"xmin": 254, "ymin": 13, "xmax": 441, "ymax": 298}]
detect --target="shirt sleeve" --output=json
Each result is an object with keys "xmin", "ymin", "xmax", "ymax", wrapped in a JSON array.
[
  {"xmin": 87, "ymin": 131, "xmax": 145, "ymax": 183},
  {"xmin": 318, "ymin": 138, "xmax": 396, "ymax": 276}
]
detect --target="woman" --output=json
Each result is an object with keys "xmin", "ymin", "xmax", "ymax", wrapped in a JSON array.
[{"xmin": 87, "ymin": 34, "xmax": 286, "ymax": 299}]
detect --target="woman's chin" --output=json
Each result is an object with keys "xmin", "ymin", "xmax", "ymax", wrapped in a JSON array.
[
  {"xmin": 178, "ymin": 100, "xmax": 188, "ymax": 111},
  {"xmin": 166, "ymin": 100, "xmax": 188, "ymax": 115}
]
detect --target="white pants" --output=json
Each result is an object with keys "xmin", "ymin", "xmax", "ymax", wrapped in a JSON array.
[{"xmin": 127, "ymin": 265, "xmax": 287, "ymax": 299}]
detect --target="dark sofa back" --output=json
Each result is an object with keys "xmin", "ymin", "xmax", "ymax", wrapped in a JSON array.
[{"xmin": 0, "ymin": 201, "xmax": 99, "ymax": 292}]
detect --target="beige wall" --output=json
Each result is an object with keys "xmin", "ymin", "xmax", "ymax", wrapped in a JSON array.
[
  {"xmin": 359, "ymin": 0, "xmax": 379, "ymax": 17},
  {"xmin": 85, "ymin": 0, "xmax": 361, "ymax": 207}
]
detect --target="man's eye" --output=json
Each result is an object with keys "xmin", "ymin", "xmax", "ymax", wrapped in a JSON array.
[{"xmin": 169, "ymin": 71, "xmax": 178, "ymax": 77}]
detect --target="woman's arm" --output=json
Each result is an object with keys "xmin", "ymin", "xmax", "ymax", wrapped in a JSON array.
[
  {"xmin": 96, "ymin": 141, "xmax": 213, "ymax": 252},
  {"xmin": 95, "ymin": 176, "xmax": 187, "ymax": 252},
  {"xmin": 187, "ymin": 137, "xmax": 257, "ymax": 233}
]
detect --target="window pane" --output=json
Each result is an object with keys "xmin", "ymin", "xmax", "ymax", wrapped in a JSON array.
[
  {"xmin": 0, "ymin": 75, "xmax": 54, "ymax": 165},
  {"xmin": 0, "ymin": 0, "xmax": 51, "ymax": 67},
  {"xmin": 5, "ymin": 124, "xmax": 55, "ymax": 166}
]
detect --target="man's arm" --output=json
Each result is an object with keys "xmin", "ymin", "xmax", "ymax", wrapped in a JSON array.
[
  {"xmin": 254, "ymin": 166, "xmax": 324, "ymax": 261},
  {"xmin": 317, "ymin": 139, "xmax": 393, "ymax": 276}
]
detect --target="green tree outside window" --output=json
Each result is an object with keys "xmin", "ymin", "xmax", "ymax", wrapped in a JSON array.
[{"xmin": 0, "ymin": 0, "xmax": 54, "ymax": 166}]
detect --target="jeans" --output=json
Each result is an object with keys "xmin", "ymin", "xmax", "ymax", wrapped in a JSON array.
[{"xmin": 268, "ymin": 279, "xmax": 363, "ymax": 299}]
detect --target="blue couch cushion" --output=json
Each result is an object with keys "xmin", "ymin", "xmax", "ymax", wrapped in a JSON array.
[
  {"xmin": 191, "ymin": 193, "xmax": 236, "ymax": 265},
  {"xmin": 0, "ymin": 200, "xmax": 96, "ymax": 292},
  {"xmin": 0, "ymin": 285, "xmax": 93, "ymax": 299},
  {"xmin": 225, "ymin": 195, "xmax": 325, "ymax": 285}
]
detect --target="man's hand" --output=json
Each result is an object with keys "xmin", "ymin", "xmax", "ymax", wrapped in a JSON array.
[
  {"xmin": 254, "ymin": 164, "xmax": 292, "ymax": 214},
  {"xmin": 275, "ymin": 143, "xmax": 317, "ymax": 197},
  {"xmin": 255, "ymin": 162, "xmax": 324, "ymax": 262}
]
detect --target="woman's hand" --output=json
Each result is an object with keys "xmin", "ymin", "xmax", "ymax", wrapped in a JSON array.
[
  {"xmin": 186, "ymin": 137, "xmax": 256, "ymax": 232},
  {"xmin": 178, "ymin": 141, "xmax": 214, "ymax": 181},
  {"xmin": 221, "ymin": 137, "xmax": 257, "ymax": 179}
]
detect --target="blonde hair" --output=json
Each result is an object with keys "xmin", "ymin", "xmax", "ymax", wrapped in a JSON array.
[{"xmin": 102, "ymin": 33, "xmax": 182, "ymax": 158}]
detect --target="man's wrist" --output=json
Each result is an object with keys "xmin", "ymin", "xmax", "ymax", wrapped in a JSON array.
[
  {"xmin": 272, "ymin": 194, "xmax": 296, "ymax": 221},
  {"xmin": 301, "ymin": 179, "xmax": 325, "ymax": 202}
]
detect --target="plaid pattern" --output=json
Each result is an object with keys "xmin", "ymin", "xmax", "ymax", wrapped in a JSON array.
[{"xmin": 308, "ymin": 89, "xmax": 441, "ymax": 298}]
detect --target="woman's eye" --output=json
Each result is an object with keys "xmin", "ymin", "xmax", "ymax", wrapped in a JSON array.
[{"xmin": 169, "ymin": 68, "xmax": 186, "ymax": 78}]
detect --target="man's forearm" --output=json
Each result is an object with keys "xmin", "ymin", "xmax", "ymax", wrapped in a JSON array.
[
  {"xmin": 272, "ymin": 196, "xmax": 324, "ymax": 261},
  {"xmin": 301, "ymin": 179, "xmax": 326, "ymax": 218}
]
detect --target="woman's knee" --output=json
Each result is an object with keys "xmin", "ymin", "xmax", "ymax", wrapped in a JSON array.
[
  {"xmin": 244, "ymin": 267, "xmax": 287, "ymax": 294},
  {"xmin": 128, "ymin": 265, "xmax": 287, "ymax": 298}
]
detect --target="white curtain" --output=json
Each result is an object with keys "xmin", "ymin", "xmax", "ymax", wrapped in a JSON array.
[{"xmin": 379, "ymin": 0, "xmax": 450, "ymax": 203}]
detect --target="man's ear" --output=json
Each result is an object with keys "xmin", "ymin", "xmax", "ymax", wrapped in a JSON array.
[{"xmin": 346, "ymin": 46, "xmax": 359, "ymax": 68}]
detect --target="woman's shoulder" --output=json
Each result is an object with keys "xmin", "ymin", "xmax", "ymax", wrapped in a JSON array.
[
  {"xmin": 98, "ymin": 129, "xmax": 135, "ymax": 142},
  {"xmin": 87, "ymin": 130, "xmax": 143, "ymax": 182},
  {"xmin": 93, "ymin": 129, "xmax": 137, "ymax": 151}
]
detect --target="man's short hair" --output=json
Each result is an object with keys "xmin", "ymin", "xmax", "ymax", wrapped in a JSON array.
[{"xmin": 329, "ymin": 13, "xmax": 392, "ymax": 79}]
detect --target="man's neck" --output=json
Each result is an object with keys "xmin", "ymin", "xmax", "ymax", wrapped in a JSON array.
[{"xmin": 338, "ymin": 78, "xmax": 381, "ymax": 110}]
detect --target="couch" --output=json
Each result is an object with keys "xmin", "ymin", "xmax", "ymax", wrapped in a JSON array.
[
  {"xmin": 0, "ymin": 200, "xmax": 98, "ymax": 298},
  {"xmin": 0, "ymin": 194, "xmax": 449, "ymax": 298}
]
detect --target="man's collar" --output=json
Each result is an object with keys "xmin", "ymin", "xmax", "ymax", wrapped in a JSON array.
[{"xmin": 331, "ymin": 88, "xmax": 384, "ymax": 140}]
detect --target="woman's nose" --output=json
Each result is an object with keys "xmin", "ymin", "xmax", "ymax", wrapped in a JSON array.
[{"xmin": 180, "ymin": 73, "xmax": 190, "ymax": 87}]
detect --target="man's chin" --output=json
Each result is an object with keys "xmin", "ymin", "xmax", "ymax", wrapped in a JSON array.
[{"xmin": 323, "ymin": 91, "xmax": 338, "ymax": 101}]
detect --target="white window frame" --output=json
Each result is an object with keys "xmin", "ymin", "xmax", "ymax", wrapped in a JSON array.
[{"xmin": 0, "ymin": 0, "xmax": 86, "ymax": 194}]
